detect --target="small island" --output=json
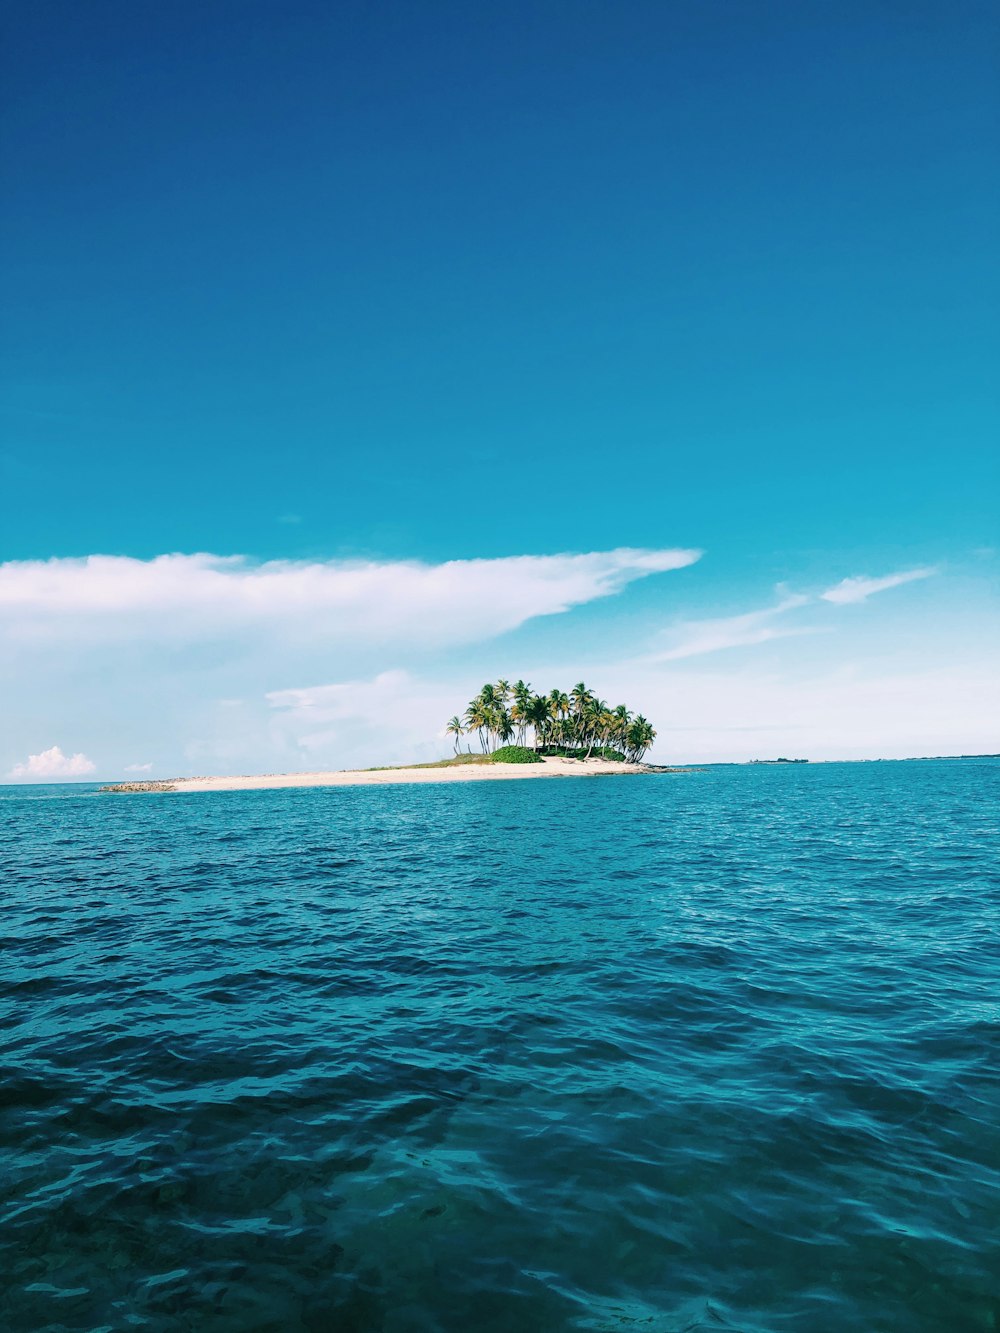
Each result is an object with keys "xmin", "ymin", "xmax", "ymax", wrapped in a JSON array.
[
  {"xmin": 446, "ymin": 679, "xmax": 657, "ymax": 762},
  {"xmin": 101, "ymin": 680, "xmax": 682, "ymax": 793},
  {"xmin": 748, "ymin": 757, "xmax": 809, "ymax": 765}
]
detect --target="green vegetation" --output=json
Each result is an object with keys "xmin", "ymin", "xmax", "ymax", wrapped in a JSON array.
[
  {"xmin": 449, "ymin": 680, "xmax": 657, "ymax": 763},
  {"xmin": 491, "ymin": 745, "xmax": 542, "ymax": 764}
]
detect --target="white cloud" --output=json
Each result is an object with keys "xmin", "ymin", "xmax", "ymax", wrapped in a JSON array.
[
  {"xmin": 0, "ymin": 547, "xmax": 701, "ymax": 649},
  {"xmin": 2, "ymin": 544, "xmax": 990, "ymax": 775},
  {"xmin": 820, "ymin": 567, "xmax": 937, "ymax": 605},
  {"xmin": 0, "ymin": 544, "xmax": 702, "ymax": 779},
  {"xmin": 266, "ymin": 670, "xmax": 461, "ymax": 768},
  {"xmin": 267, "ymin": 670, "xmax": 411, "ymax": 717},
  {"xmin": 10, "ymin": 745, "xmax": 96, "ymax": 779},
  {"xmin": 124, "ymin": 762, "xmax": 153, "ymax": 773},
  {"xmin": 646, "ymin": 594, "xmax": 815, "ymax": 661}
]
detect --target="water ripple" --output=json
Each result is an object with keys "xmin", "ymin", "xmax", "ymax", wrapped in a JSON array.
[{"xmin": 2, "ymin": 760, "xmax": 999, "ymax": 1330}]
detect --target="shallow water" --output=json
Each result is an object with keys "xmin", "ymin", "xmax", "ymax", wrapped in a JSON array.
[{"xmin": 2, "ymin": 760, "xmax": 998, "ymax": 1331}]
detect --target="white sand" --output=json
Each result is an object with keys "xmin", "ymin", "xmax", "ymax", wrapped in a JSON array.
[{"xmin": 141, "ymin": 756, "xmax": 670, "ymax": 794}]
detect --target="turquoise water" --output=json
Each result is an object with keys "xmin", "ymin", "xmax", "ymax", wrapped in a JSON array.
[{"xmin": 2, "ymin": 761, "xmax": 998, "ymax": 1332}]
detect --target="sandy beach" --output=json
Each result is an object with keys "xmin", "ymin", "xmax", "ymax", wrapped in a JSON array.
[{"xmin": 104, "ymin": 756, "xmax": 679, "ymax": 794}]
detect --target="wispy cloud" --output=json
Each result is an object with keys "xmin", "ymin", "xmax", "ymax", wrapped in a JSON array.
[
  {"xmin": 820, "ymin": 567, "xmax": 937, "ymax": 605},
  {"xmin": 9, "ymin": 745, "xmax": 96, "ymax": 779},
  {"xmin": 642, "ymin": 561, "xmax": 939, "ymax": 661},
  {"xmin": 646, "ymin": 594, "xmax": 815, "ymax": 662},
  {"xmin": 651, "ymin": 565, "xmax": 940, "ymax": 660},
  {"xmin": 124, "ymin": 762, "xmax": 153, "ymax": 773}
]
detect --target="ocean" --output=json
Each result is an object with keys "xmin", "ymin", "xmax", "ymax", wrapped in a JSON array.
[{"xmin": 2, "ymin": 760, "xmax": 998, "ymax": 1331}]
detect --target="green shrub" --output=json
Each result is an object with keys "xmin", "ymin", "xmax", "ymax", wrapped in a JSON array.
[{"xmin": 491, "ymin": 745, "xmax": 542, "ymax": 764}]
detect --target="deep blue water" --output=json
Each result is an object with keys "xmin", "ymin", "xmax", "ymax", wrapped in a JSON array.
[{"xmin": 2, "ymin": 760, "xmax": 998, "ymax": 1332}]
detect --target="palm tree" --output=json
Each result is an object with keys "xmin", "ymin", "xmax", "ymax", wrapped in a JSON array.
[
  {"xmin": 496, "ymin": 707, "xmax": 515, "ymax": 746},
  {"xmin": 583, "ymin": 696, "xmax": 607, "ymax": 758},
  {"xmin": 543, "ymin": 689, "xmax": 568, "ymax": 752},
  {"xmin": 445, "ymin": 716, "xmax": 465, "ymax": 755},
  {"xmin": 592, "ymin": 703, "xmax": 614, "ymax": 758},
  {"xmin": 626, "ymin": 715, "xmax": 656, "ymax": 762},
  {"xmin": 612, "ymin": 704, "xmax": 631, "ymax": 757},
  {"xmin": 511, "ymin": 680, "xmax": 532, "ymax": 745},
  {"xmin": 568, "ymin": 682, "xmax": 593, "ymax": 752},
  {"xmin": 447, "ymin": 681, "xmax": 656, "ymax": 763},
  {"xmin": 465, "ymin": 697, "xmax": 489, "ymax": 752},
  {"xmin": 467, "ymin": 684, "xmax": 501, "ymax": 750},
  {"xmin": 641, "ymin": 719, "xmax": 657, "ymax": 759},
  {"xmin": 528, "ymin": 693, "xmax": 550, "ymax": 751},
  {"xmin": 570, "ymin": 681, "xmax": 591, "ymax": 715}
]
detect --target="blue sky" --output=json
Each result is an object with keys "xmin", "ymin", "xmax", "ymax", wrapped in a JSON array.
[{"xmin": 1, "ymin": 1, "xmax": 997, "ymax": 776}]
